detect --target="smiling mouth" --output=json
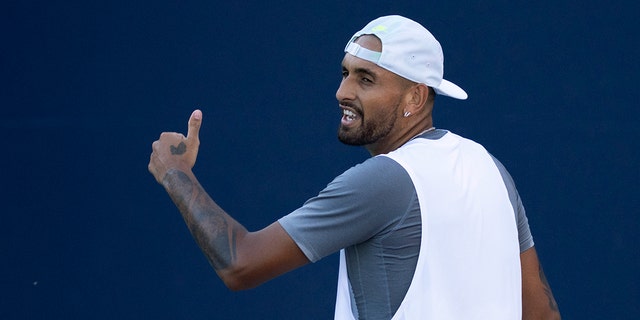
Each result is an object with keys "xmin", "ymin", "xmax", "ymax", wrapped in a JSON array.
[
  {"xmin": 343, "ymin": 109, "xmax": 357, "ymax": 121},
  {"xmin": 340, "ymin": 106, "xmax": 361, "ymax": 127}
]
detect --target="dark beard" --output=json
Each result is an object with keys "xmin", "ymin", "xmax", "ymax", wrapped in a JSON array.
[{"xmin": 337, "ymin": 104, "xmax": 398, "ymax": 146}]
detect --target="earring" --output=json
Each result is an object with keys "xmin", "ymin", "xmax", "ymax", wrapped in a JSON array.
[{"xmin": 403, "ymin": 111, "xmax": 411, "ymax": 117}]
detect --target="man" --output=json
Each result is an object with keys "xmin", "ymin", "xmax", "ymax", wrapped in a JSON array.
[{"xmin": 149, "ymin": 15, "xmax": 559, "ymax": 319}]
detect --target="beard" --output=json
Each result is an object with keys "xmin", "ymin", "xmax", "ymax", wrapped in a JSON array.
[{"xmin": 337, "ymin": 102, "xmax": 399, "ymax": 146}]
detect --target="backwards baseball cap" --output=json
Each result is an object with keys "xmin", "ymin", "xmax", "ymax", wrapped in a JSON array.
[{"xmin": 345, "ymin": 15, "xmax": 467, "ymax": 100}]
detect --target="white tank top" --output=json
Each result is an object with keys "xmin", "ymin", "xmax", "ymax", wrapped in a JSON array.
[{"xmin": 334, "ymin": 132, "xmax": 522, "ymax": 319}]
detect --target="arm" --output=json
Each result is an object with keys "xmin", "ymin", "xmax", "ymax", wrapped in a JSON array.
[
  {"xmin": 149, "ymin": 110, "xmax": 309, "ymax": 290},
  {"xmin": 521, "ymin": 246, "xmax": 561, "ymax": 320},
  {"xmin": 489, "ymin": 156, "xmax": 561, "ymax": 318}
]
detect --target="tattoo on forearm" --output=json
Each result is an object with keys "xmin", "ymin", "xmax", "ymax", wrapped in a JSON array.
[
  {"xmin": 170, "ymin": 142, "xmax": 187, "ymax": 155},
  {"xmin": 539, "ymin": 263, "xmax": 560, "ymax": 312},
  {"xmin": 164, "ymin": 169, "xmax": 237, "ymax": 270}
]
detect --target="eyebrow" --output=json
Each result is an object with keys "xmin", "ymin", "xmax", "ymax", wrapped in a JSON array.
[{"xmin": 343, "ymin": 64, "xmax": 379, "ymax": 81}]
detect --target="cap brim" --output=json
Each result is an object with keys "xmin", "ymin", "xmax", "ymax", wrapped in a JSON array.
[{"xmin": 435, "ymin": 79, "xmax": 468, "ymax": 100}]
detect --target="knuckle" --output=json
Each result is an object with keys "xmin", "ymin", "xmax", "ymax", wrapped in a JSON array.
[{"xmin": 160, "ymin": 132, "xmax": 177, "ymax": 139}]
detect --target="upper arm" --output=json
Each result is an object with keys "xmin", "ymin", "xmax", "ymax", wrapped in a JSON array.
[
  {"xmin": 489, "ymin": 155, "xmax": 534, "ymax": 252},
  {"xmin": 218, "ymin": 157, "xmax": 412, "ymax": 290},
  {"xmin": 521, "ymin": 246, "xmax": 561, "ymax": 320},
  {"xmin": 488, "ymin": 156, "xmax": 560, "ymax": 317},
  {"xmin": 278, "ymin": 156, "xmax": 415, "ymax": 262}
]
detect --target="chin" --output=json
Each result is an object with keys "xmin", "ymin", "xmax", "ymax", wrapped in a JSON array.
[
  {"xmin": 338, "ymin": 132, "xmax": 368, "ymax": 146},
  {"xmin": 337, "ymin": 130, "xmax": 358, "ymax": 146}
]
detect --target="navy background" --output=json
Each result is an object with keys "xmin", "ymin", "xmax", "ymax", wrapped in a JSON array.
[{"xmin": 2, "ymin": 1, "xmax": 638, "ymax": 319}]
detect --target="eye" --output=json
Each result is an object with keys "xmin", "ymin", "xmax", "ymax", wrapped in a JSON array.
[{"xmin": 341, "ymin": 69, "xmax": 349, "ymax": 79}]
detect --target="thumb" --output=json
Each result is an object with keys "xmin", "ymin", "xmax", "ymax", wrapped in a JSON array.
[{"xmin": 186, "ymin": 109, "xmax": 202, "ymax": 143}]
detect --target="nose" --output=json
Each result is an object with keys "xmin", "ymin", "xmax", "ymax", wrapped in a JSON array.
[{"xmin": 336, "ymin": 77, "xmax": 355, "ymax": 102}]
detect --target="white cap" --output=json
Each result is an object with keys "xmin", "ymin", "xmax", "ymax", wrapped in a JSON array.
[{"xmin": 345, "ymin": 15, "xmax": 468, "ymax": 100}]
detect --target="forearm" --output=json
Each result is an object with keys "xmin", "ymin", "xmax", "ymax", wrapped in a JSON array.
[
  {"xmin": 149, "ymin": 111, "xmax": 308, "ymax": 290},
  {"xmin": 162, "ymin": 168, "xmax": 248, "ymax": 272}
]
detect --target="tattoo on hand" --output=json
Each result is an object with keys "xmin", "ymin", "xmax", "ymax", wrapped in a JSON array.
[{"xmin": 170, "ymin": 142, "xmax": 187, "ymax": 155}]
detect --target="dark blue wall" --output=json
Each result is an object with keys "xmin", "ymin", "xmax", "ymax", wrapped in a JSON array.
[{"xmin": 2, "ymin": 1, "xmax": 638, "ymax": 319}]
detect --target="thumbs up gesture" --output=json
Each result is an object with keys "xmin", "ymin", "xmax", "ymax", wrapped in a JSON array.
[{"xmin": 149, "ymin": 110, "xmax": 202, "ymax": 184}]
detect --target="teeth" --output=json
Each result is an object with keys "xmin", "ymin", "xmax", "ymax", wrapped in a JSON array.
[{"xmin": 343, "ymin": 109, "xmax": 356, "ymax": 120}]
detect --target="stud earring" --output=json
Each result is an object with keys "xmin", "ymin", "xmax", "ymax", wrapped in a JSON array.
[{"xmin": 403, "ymin": 111, "xmax": 411, "ymax": 117}]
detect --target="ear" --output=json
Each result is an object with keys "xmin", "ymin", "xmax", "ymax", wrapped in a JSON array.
[{"xmin": 403, "ymin": 84, "xmax": 431, "ymax": 115}]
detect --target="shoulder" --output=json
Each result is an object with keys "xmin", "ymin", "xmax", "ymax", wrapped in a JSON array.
[
  {"xmin": 279, "ymin": 156, "xmax": 417, "ymax": 261},
  {"xmin": 333, "ymin": 155, "xmax": 411, "ymax": 190}
]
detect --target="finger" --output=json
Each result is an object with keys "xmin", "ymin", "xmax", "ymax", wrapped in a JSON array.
[
  {"xmin": 148, "ymin": 154, "xmax": 155, "ymax": 174},
  {"xmin": 186, "ymin": 109, "xmax": 202, "ymax": 143},
  {"xmin": 148, "ymin": 153, "xmax": 158, "ymax": 178}
]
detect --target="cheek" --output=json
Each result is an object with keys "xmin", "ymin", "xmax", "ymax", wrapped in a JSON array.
[{"xmin": 364, "ymin": 95, "xmax": 401, "ymax": 118}]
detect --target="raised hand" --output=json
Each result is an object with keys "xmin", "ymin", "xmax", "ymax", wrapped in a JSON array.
[{"xmin": 149, "ymin": 109, "xmax": 202, "ymax": 184}]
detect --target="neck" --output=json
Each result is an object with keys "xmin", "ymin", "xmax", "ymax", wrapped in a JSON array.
[
  {"xmin": 408, "ymin": 126, "xmax": 436, "ymax": 140},
  {"xmin": 365, "ymin": 123, "xmax": 435, "ymax": 156}
]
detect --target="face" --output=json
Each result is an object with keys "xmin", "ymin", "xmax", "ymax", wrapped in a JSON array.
[{"xmin": 336, "ymin": 36, "xmax": 409, "ymax": 147}]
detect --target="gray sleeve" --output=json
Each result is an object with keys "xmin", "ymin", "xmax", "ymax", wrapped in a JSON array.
[
  {"xmin": 490, "ymin": 155, "xmax": 535, "ymax": 252},
  {"xmin": 278, "ymin": 156, "xmax": 414, "ymax": 262}
]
